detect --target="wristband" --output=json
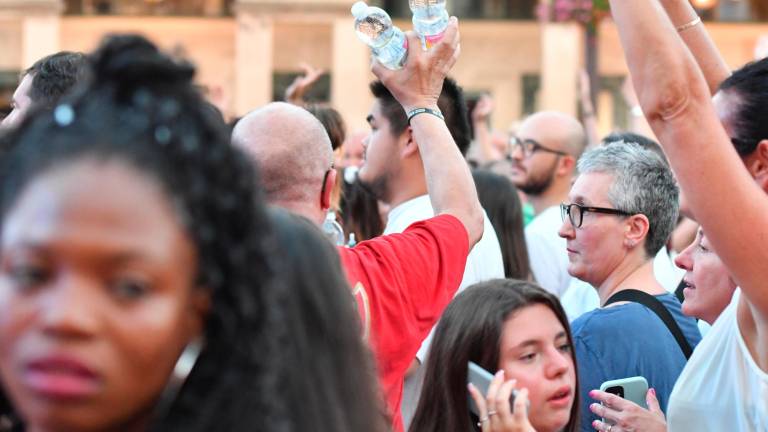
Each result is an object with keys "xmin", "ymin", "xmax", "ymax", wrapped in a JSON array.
[
  {"xmin": 407, "ymin": 107, "xmax": 444, "ymax": 124},
  {"xmin": 676, "ymin": 16, "xmax": 701, "ymax": 33}
]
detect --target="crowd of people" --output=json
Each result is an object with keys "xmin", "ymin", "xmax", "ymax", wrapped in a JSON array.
[{"xmin": 0, "ymin": 0, "xmax": 766, "ymax": 431}]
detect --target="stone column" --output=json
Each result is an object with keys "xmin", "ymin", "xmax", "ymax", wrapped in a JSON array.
[
  {"xmin": 540, "ymin": 22, "xmax": 582, "ymax": 116},
  {"xmin": 234, "ymin": 0, "xmax": 274, "ymax": 115},
  {"xmin": 234, "ymin": 0, "xmax": 366, "ymax": 117},
  {"xmin": 0, "ymin": 0, "xmax": 63, "ymax": 69}
]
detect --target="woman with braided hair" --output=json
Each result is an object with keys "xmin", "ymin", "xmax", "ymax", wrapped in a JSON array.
[{"xmin": 0, "ymin": 35, "xmax": 385, "ymax": 432}]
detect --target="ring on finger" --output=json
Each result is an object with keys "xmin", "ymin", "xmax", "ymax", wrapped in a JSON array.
[
  {"xmin": 487, "ymin": 410, "xmax": 497, "ymax": 417},
  {"xmin": 476, "ymin": 415, "xmax": 490, "ymax": 428}
]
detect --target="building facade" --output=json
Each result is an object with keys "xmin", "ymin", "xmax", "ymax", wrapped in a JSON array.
[{"xmin": 1, "ymin": 0, "xmax": 767, "ymax": 135}]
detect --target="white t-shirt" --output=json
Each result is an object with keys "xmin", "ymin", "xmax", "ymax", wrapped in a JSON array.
[
  {"xmin": 667, "ymin": 289, "xmax": 768, "ymax": 431},
  {"xmin": 525, "ymin": 205, "xmax": 570, "ymax": 297},
  {"xmin": 387, "ymin": 195, "xmax": 504, "ymax": 429}
]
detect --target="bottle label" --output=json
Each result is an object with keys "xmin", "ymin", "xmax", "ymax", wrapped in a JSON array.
[{"xmin": 423, "ymin": 31, "xmax": 444, "ymax": 49}]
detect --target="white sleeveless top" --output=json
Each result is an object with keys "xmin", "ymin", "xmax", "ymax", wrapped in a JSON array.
[{"xmin": 667, "ymin": 290, "xmax": 768, "ymax": 431}]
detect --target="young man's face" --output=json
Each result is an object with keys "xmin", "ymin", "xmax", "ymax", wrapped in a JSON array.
[
  {"xmin": 357, "ymin": 99, "xmax": 406, "ymax": 202},
  {"xmin": 1, "ymin": 74, "xmax": 34, "ymax": 130}
]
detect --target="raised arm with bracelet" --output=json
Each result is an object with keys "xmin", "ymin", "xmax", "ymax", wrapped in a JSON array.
[{"xmin": 372, "ymin": 17, "xmax": 484, "ymax": 247}]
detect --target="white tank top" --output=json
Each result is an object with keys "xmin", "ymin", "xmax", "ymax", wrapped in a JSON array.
[{"xmin": 667, "ymin": 290, "xmax": 768, "ymax": 431}]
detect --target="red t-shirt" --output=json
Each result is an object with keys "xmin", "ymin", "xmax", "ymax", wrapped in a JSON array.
[{"xmin": 337, "ymin": 214, "xmax": 469, "ymax": 432}]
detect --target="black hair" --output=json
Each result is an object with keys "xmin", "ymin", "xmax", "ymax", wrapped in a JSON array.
[
  {"xmin": 409, "ymin": 279, "xmax": 579, "ymax": 432},
  {"xmin": 718, "ymin": 57, "xmax": 768, "ymax": 156},
  {"xmin": 24, "ymin": 51, "xmax": 88, "ymax": 110},
  {"xmin": 0, "ymin": 34, "xmax": 289, "ymax": 431},
  {"xmin": 266, "ymin": 209, "xmax": 389, "ymax": 432},
  {"xmin": 472, "ymin": 169, "xmax": 531, "ymax": 280},
  {"xmin": 339, "ymin": 175, "xmax": 385, "ymax": 242},
  {"xmin": 602, "ymin": 132, "xmax": 669, "ymax": 166},
  {"xmin": 369, "ymin": 77, "xmax": 471, "ymax": 155}
]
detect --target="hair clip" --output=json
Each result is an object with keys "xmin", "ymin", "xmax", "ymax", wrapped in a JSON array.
[
  {"xmin": 154, "ymin": 125, "xmax": 172, "ymax": 145},
  {"xmin": 53, "ymin": 104, "xmax": 75, "ymax": 127}
]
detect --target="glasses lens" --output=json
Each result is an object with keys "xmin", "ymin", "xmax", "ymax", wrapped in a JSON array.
[
  {"xmin": 572, "ymin": 204, "xmax": 583, "ymax": 227},
  {"xmin": 508, "ymin": 137, "xmax": 520, "ymax": 154}
]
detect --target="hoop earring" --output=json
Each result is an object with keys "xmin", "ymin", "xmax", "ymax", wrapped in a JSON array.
[{"xmin": 151, "ymin": 337, "xmax": 204, "ymax": 422}]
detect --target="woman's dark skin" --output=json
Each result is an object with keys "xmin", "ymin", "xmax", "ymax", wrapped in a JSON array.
[{"xmin": 0, "ymin": 160, "xmax": 208, "ymax": 432}]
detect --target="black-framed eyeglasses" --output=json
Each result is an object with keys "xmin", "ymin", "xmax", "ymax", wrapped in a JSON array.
[
  {"xmin": 560, "ymin": 203, "xmax": 632, "ymax": 228},
  {"xmin": 508, "ymin": 136, "xmax": 568, "ymax": 159}
]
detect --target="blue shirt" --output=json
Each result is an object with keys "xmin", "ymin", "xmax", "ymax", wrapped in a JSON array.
[{"xmin": 571, "ymin": 293, "xmax": 701, "ymax": 431}]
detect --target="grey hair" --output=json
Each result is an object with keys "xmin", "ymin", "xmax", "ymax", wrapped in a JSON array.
[{"xmin": 577, "ymin": 141, "xmax": 679, "ymax": 258}]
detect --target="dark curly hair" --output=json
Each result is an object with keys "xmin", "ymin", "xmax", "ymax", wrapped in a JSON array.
[{"xmin": 0, "ymin": 34, "xmax": 300, "ymax": 432}]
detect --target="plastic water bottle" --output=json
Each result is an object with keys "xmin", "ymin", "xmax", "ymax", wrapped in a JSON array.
[
  {"xmin": 410, "ymin": 0, "xmax": 449, "ymax": 49},
  {"xmin": 351, "ymin": 1, "xmax": 408, "ymax": 70},
  {"xmin": 322, "ymin": 211, "xmax": 346, "ymax": 246}
]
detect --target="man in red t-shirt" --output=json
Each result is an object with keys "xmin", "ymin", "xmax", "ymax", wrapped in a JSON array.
[{"xmin": 232, "ymin": 19, "xmax": 479, "ymax": 431}]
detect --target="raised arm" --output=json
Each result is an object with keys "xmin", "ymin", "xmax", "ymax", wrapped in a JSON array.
[
  {"xmin": 471, "ymin": 94, "xmax": 505, "ymax": 163},
  {"xmin": 609, "ymin": 0, "xmax": 768, "ymax": 314},
  {"xmin": 372, "ymin": 18, "xmax": 484, "ymax": 247},
  {"xmin": 659, "ymin": 0, "xmax": 731, "ymax": 94}
]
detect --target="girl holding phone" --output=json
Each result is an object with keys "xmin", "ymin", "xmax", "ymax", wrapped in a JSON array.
[{"xmin": 408, "ymin": 279, "xmax": 579, "ymax": 432}]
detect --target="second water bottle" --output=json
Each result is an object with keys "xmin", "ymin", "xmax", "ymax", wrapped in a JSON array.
[{"xmin": 410, "ymin": 0, "xmax": 449, "ymax": 49}]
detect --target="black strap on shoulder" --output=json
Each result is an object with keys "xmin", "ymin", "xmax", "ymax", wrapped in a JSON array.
[{"xmin": 605, "ymin": 289, "xmax": 693, "ymax": 360}]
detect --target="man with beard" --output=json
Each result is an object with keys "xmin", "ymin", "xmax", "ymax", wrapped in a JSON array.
[
  {"xmin": 509, "ymin": 111, "xmax": 586, "ymax": 297},
  {"xmin": 359, "ymin": 78, "xmax": 504, "ymax": 428}
]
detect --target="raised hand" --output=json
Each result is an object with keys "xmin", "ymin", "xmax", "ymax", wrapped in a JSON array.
[
  {"xmin": 285, "ymin": 63, "xmax": 325, "ymax": 105},
  {"xmin": 371, "ymin": 16, "xmax": 461, "ymax": 113},
  {"xmin": 468, "ymin": 370, "xmax": 537, "ymax": 432}
]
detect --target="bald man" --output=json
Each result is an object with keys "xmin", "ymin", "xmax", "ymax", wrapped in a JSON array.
[
  {"xmin": 508, "ymin": 111, "xmax": 587, "ymax": 297},
  {"xmin": 233, "ymin": 102, "xmax": 335, "ymax": 225},
  {"xmin": 232, "ymin": 19, "xmax": 483, "ymax": 432}
]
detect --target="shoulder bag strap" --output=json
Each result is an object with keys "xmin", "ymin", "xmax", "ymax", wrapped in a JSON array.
[{"xmin": 605, "ymin": 289, "xmax": 693, "ymax": 359}]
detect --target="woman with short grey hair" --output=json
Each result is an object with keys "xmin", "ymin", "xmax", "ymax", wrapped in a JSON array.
[{"xmin": 557, "ymin": 141, "xmax": 701, "ymax": 431}]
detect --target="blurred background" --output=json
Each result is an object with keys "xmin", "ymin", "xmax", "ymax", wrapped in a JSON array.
[{"xmin": 1, "ymin": 0, "xmax": 766, "ymax": 135}]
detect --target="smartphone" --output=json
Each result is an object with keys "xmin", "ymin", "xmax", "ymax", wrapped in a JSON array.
[
  {"xmin": 467, "ymin": 361, "xmax": 519, "ymax": 416},
  {"xmin": 599, "ymin": 376, "xmax": 648, "ymax": 424}
]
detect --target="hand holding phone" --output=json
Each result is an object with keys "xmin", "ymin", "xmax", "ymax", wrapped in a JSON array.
[
  {"xmin": 467, "ymin": 364, "xmax": 534, "ymax": 431},
  {"xmin": 599, "ymin": 376, "xmax": 648, "ymax": 408},
  {"xmin": 598, "ymin": 376, "xmax": 648, "ymax": 425},
  {"xmin": 467, "ymin": 362, "xmax": 523, "ymax": 416}
]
